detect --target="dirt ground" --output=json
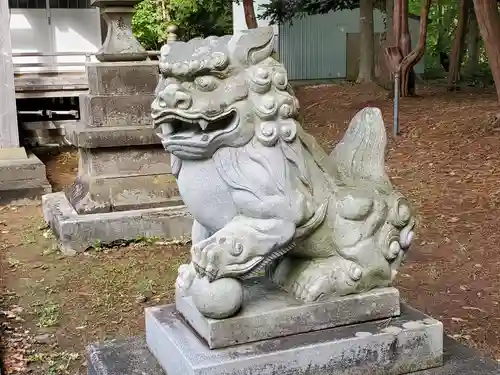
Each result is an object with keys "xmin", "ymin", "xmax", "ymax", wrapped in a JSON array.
[{"xmin": 3, "ymin": 82, "xmax": 500, "ymax": 373}]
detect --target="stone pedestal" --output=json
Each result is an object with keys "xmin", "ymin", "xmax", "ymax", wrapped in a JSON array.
[
  {"xmin": 145, "ymin": 279, "xmax": 445, "ymax": 375},
  {"xmin": 86, "ymin": 334, "xmax": 500, "ymax": 375},
  {"xmin": 0, "ymin": 0, "xmax": 51, "ymax": 204},
  {"xmin": 42, "ymin": 61, "xmax": 191, "ymax": 253}
]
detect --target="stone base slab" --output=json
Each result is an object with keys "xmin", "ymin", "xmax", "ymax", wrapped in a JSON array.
[
  {"xmin": 145, "ymin": 303, "xmax": 443, "ymax": 375},
  {"xmin": 80, "ymin": 94, "xmax": 155, "ymax": 128},
  {"xmin": 176, "ymin": 277, "xmax": 400, "ymax": 349},
  {"xmin": 0, "ymin": 152, "xmax": 51, "ymax": 205},
  {"xmin": 64, "ymin": 146, "xmax": 180, "ymax": 214},
  {"xmin": 42, "ymin": 191, "xmax": 193, "ymax": 254},
  {"xmin": 86, "ymin": 61, "xmax": 159, "ymax": 96},
  {"xmin": 65, "ymin": 124, "xmax": 160, "ymax": 148},
  {"xmin": 86, "ymin": 333, "xmax": 500, "ymax": 375}
]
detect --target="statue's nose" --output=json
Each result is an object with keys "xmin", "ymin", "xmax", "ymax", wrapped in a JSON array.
[{"xmin": 157, "ymin": 84, "xmax": 192, "ymax": 110}]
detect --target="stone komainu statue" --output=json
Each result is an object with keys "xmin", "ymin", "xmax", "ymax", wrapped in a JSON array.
[{"xmin": 151, "ymin": 27, "xmax": 415, "ymax": 319}]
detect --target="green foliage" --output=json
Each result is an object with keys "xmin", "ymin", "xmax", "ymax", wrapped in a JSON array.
[
  {"xmin": 133, "ymin": 0, "xmax": 168, "ymax": 50},
  {"xmin": 409, "ymin": 0, "xmax": 457, "ymax": 74},
  {"xmin": 133, "ymin": 0, "xmax": 233, "ymax": 49},
  {"xmin": 408, "ymin": 0, "xmax": 492, "ymax": 82},
  {"xmin": 169, "ymin": 0, "xmax": 233, "ymax": 40},
  {"xmin": 260, "ymin": 0, "xmax": 385, "ymax": 24}
]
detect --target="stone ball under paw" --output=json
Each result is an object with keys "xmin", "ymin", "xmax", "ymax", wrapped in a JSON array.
[{"xmin": 191, "ymin": 277, "xmax": 243, "ymax": 319}]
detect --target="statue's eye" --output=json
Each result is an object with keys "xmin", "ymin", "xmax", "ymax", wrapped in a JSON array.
[{"xmin": 194, "ymin": 76, "xmax": 218, "ymax": 91}]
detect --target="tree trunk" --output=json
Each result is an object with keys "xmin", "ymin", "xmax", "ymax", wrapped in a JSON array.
[
  {"xmin": 448, "ymin": 0, "xmax": 472, "ymax": 90},
  {"xmin": 243, "ymin": 0, "xmax": 258, "ymax": 29},
  {"xmin": 356, "ymin": 0, "xmax": 375, "ymax": 83},
  {"xmin": 465, "ymin": 9, "xmax": 480, "ymax": 77},
  {"xmin": 473, "ymin": 0, "xmax": 500, "ymax": 101},
  {"xmin": 398, "ymin": 0, "xmax": 416, "ymax": 96},
  {"xmin": 399, "ymin": 0, "xmax": 411, "ymax": 57},
  {"xmin": 376, "ymin": 0, "xmax": 394, "ymax": 87},
  {"xmin": 400, "ymin": 0, "xmax": 432, "ymax": 97},
  {"xmin": 386, "ymin": 0, "xmax": 394, "ymax": 43}
]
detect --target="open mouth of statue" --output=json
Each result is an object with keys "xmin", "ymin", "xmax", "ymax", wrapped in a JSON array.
[{"xmin": 154, "ymin": 110, "xmax": 238, "ymax": 141}]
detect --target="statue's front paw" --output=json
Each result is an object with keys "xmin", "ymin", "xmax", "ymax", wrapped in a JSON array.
[{"xmin": 192, "ymin": 237, "xmax": 238, "ymax": 281}]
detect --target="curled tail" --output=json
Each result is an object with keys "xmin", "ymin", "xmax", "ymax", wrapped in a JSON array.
[{"xmin": 331, "ymin": 107, "xmax": 392, "ymax": 192}]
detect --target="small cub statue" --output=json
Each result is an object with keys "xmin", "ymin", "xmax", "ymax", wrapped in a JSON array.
[{"xmin": 151, "ymin": 27, "xmax": 415, "ymax": 319}]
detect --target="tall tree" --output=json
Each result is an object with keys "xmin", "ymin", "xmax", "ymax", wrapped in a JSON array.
[
  {"xmin": 472, "ymin": 0, "xmax": 500, "ymax": 101},
  {"xmin": 447, "ymin": 0, "xmax": 472, "ymax": 90},
  {"xmin": 357, "ymin": 0, "xmax": 375, "ymax": 82},
  {"xmin": 243, "ymin": 0, "xmax": 259, "ymax": 28},
  {"xmin": 387, "ymin": 0, "xmax": 431, "ymax": 97},
  {"xmin": 465, "ymin": 8, "xmax": 480, "ymax": 77}
]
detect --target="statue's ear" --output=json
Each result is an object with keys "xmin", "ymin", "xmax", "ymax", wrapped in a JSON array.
[{"xmin": 227, "ymin": 27, "xmax": 275, "ymax": 66}]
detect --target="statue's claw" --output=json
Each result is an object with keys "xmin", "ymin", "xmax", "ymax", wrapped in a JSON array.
[
  {"xmin": 287, "ymin": 257, "xmax": 363, "ymax": 303},
  {"xmin": 176, "ymin": 263, "xmax": 197, "ymax": 293},
  {"xmin": 191, "ymin": 243, "xmax": 221, "ymax": 282}
]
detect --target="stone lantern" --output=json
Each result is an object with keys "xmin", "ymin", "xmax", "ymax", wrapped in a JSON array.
[
  {"xmin": 42, "ymin": 2, "xmax": 190, "ymax": 253},
  {"xmin": 91, "ymin": 0, "xmax": 148, "ymax": 62}
]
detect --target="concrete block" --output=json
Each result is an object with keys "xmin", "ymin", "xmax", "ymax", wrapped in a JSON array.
[
  {"xmin": 146, "ymin": 303, "xmax": 444, "ymax": 375},
  {"xmin": 65, "ymin": 124, "xmax": 160, "ymax": 148},
  {"xmin": 80, "ymin": 94, "xmax": 155, "ymax": 128},
  {"xmin": 66, "ymin": 174, "xmax": 180, "ymax": 214},
  {"xmin": 176, "ymin": 277, "xmax": 400, "ymax": 349},
  {"xmin": 86, "ymin": 333, "xmax": 500, "ymax": 375},
  {"xmin": 87, "ymin": 61, "xmax": 160, "ymax": 95},
  {"xmin": 78, "ymin": 146, "xmax": 172, "ymax": 177},
  {"xmin": 42, "ymin": 192, "xmax": 193, "ymax": 254},
  {"xmin": 62, "ymin": 146, "xmax": 180, "ymax": 214},
  {"xmin": 0, "ymin": 147, "xmax": 27, "ymax": 160},
  {"xmin": 0, "ymin": 152, "xmax": 51, "ymax": 205}
]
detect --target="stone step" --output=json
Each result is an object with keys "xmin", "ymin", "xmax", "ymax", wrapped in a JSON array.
[{"xmin": 0, "ymin": 152, "xmax": 52, "ymax": 204}]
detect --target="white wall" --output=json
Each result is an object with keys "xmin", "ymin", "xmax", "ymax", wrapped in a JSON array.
[{"xmin": 9, "ymin": 8, "xmax": 101, "ymax": 73}]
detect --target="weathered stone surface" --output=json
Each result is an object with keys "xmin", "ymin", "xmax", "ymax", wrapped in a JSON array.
[
  {"xmin": 62, "ymin": 146, "xmax": 179, "ymax": 214},
  {"xmin": 146, "ymin": 303, "xmax": 443, "ymax": 375},
  {"xmin": 156, "ymin": 27, "xmax": 416, "ymax": 319},
  {"xmin": 87, "ymin": 62, "xmax": 159, "ymax": 95},
  {"xmin": 80, "ymin": 94, "xmax": 155, "ymax": 128},
  {"xmin": 92, "ymin": 0, "xmax": 148, "ymax": 62},
  {"xmin": 86, "ymin": 334, "xmax": 500, "ymax": 375},
  {"xmin": 42, "ymin": 192, "xmax": 192, "ymax": 254},
  {"xmin": 65, "ymin": 124, "xmax": 160, "ymax": 148},
  {"xmin": 0, "ymin": 153, "xmax": 52, "ymax": 204},
  {"xmin": 87, "ymin": 337, "xmax": 164, "ymax": 375},
  {"xmin": 78, "ymin": 146, "xmax": 172, "ymax": 176},
  {"xmin": 177, "ymin": 277, "xmax": 400, "ymax": 349}
]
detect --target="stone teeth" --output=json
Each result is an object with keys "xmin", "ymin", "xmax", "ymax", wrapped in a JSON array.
[{"xmin": 199, "ymin": 119, "xmax": 209, "ymax": 130}]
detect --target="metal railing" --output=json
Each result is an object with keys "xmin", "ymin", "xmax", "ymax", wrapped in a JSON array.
[{"xmin": 12, "ymin": 50, "xmax": 161, "ymax": 70}]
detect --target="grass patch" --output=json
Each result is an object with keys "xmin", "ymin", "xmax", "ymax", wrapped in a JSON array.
[
  {"xmin": 35, "ymin": 301, "xmax": 62, "ymax": 328},
  {"xmin": 28, "ymin": 351, "xmax": 80, "ymax": 375}
]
